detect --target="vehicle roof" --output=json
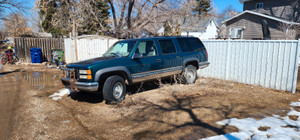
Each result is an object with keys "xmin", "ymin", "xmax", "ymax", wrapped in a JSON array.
[{"xmin": 120, "ymin": 36, "xmax": 199, "ymax": 42}]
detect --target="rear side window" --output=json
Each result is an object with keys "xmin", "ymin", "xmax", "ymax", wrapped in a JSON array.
[
  {"xmin": 177, "ymin": 38, "xmax": 205, "ymax": 52},
  {"xmin": 158, "ymin": 39, "xmax": 176, "ymax": 54}
]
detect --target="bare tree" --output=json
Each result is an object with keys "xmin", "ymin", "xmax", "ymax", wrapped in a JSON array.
[
  {"xmin": 279, "ymin": 22, "xmax": 300, "ymax": 40},
  {"xmin": 0, "ymin": 0, "xmax": 27, "ymax": 20},
  {"xmin": 36, "ymin": 0, "xmax": 213, "ymax": 38},
  {"xmin": 107, "ymin": 0, "xmax": 210, "ymax": 38},
  {"xmin": 217, "ymin": 5, "xmax": 239, "ymax": 25},
  {"xmin": 4, "ymin": 12, "xmax": 33, "ymax": 37}
]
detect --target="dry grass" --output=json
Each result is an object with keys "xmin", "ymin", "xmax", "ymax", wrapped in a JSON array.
[{"xmin": 2, "ymin": 64, "xmax": 300, "ymax": 139}]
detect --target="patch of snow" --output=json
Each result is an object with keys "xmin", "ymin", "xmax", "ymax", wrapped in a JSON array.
[
  {"xmin": 49, "ymin": 88, "xmax": 70, "ymax": 100},
  {"xmin": 290, "ymin": 102, "xmax": 300, "ymax": 107},
  {"xmin": 201, "ymin": 100, "xmax": 300, "ymax": 140},
  {"xmin": 287, "ymin": 109, "xmax": 300, "ymax": 118},
  {"xmin": 61, "ymin": 120, "xmax": 71, "ymax": 124}
]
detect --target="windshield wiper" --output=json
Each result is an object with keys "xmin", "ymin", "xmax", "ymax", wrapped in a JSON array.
[{"xmin": 109, "ymin": 53, "xmax": 120, "ymax": 57}]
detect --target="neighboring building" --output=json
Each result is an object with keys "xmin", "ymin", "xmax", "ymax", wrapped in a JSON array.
[
  {"xmin": 181, "ymin": 16, "xmax": 219, "ymax": 40},
  {"xmin": 222, "ymin": 0, "xmax": 300, "ymax": 40}
]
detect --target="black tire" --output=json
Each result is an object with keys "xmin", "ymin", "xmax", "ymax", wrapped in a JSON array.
[
  {"xmin": 182, "ymin": 65, "xmax": 197, "ymax": 84},
  {"xmin": 45, "ymin": 62, "xmax": 54, "ymax": 68},
  {"xmin": 1, "ymin": 56, "xmax": 8, "ymax": 65},
  {"xmin": 102, "ymin": 75, "xmax": 126, "ymax": 103}
]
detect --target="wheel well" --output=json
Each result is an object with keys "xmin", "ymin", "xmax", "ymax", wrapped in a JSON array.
[
  {"xmin": 185, "ymin": 61, "xmax": 199, "ymax": 69},
  {"xmin": 99, "ymin": 71, "xmax": 129, "ymax": 85}
]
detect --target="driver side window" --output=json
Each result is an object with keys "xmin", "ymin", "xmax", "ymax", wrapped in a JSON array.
[{"xmin": 135, "ymin": 40, "xmax": 157, "ymax": 57}]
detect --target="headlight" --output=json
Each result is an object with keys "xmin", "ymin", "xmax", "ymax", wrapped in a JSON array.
[
  {"xmin": 79, "ymin": 70, "xmax": 91, "ymax": 74},
  {"xmin": 79, "ymin": 75, "xmax": 88, "ymax": 79},
  {"xmin": 79, "ymin": 70, "xmax": 92, "ymax": 79}
]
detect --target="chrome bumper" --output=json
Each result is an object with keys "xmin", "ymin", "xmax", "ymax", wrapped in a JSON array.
[
  {"xmin": 61, "ymin": 78, "xmax": 99, "ymax": 92},
  {"xmin": 199, "ymin": 62, "xmax": 210, "ymax": 69}
]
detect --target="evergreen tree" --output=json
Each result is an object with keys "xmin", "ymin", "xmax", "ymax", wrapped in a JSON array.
[
  {"xmin": 38, "ymin": 0, "xmax": 63, "ymax": 37},
  {"xmin": 36, "ymin": 0, "xmax": 110, "ymax": 37},
  {"xmin": 79, "ymin": 0, "xmax": 111, "ymax": 35},
  {"xmin": 193, "ymin": 0, "xmax": 212, "ymax": 16}
]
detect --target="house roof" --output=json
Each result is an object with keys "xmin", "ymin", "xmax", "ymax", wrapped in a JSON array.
[
  {"xmin": 222, "ymin": 10, "xmax": 300, "ymax": 25},
  {"xmin": 180, "ymin": 16, "xmax": 218, "ymax": 32}
]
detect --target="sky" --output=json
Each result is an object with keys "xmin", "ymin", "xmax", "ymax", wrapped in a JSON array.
[
  {"xmin": 212, "ymin": 0, "xmax": 243, "ymax": 13},
  {"xmin": 22, "ymin": 0, "xmax": 243, "ymax": 15}
]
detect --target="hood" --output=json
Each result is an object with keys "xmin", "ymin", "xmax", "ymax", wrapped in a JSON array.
[{"xmin": 66, "ymin": 56, "xmax": 117, "ymax": 69}]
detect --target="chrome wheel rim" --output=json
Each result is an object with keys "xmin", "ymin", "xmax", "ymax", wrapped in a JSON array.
[
  {"xmin": 187, "ymin": 69, "xmax": 195, "ymax": 81},
  {"xmin": 113, "ymin": 82, "xmax": 123, "ymax": 98}
]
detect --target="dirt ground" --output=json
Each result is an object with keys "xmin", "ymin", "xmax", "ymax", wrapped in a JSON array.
[{"xmin": 1, "ymin": 64, "xmax": 300, "ymax": 140}]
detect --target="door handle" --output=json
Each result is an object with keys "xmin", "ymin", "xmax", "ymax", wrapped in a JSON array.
[
  {"xmin": 157, "ymin": 59, "xmax": 161, "ymax": 62},
  {"xmin": 176, "ymin": 56, "xmax": 180, "ymax": 59}
]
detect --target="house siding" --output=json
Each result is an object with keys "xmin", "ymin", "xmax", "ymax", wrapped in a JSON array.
[
  {"xmin": 225, "ymin": 13, "xmax": 288, "ymax": 40},
  {"xmin": 243, "ymin": 0, "xmax": 300, "ymax": 22}
]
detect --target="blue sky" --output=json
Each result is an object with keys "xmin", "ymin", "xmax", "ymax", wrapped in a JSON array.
[
  {"xmin": 213, "ymin": 0, "xmax": 243, "ymax": 13},
  {"xmin": 18, "ymin": 0, "xmax": 243, "ymax": 17}
]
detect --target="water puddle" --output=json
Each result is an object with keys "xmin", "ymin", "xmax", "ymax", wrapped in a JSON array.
[{"xmin": 22, "ymin": 71, "xmax": 62, "ymax": 90}]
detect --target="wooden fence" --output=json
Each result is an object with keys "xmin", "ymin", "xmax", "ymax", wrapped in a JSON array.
[{"xmin": 14, "ymin": 37, "xmax": 64, "ymax": 63}]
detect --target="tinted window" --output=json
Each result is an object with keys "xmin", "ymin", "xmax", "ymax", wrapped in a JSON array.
[
  {"xmin": 177, "ymin": 38, "xmax": 204, "ymax": 52},
  {"xmin": 135, "ymin": 40, "xmax": 157, "ymax": 57},
  {"xmin": 158, "ymin": 39, "xmax": 176, "ymax": 54}
]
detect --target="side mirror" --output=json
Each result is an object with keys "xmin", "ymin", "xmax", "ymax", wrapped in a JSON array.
[{"xmin": 132, "ymin": 53, "xmax": 143, "ymax": 59}]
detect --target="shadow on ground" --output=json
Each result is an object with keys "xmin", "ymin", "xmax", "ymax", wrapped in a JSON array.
[
  {"xmin": 120, "ymin": 93, "xmax": 241, "ymax": 139},
  {"xmin": 68, "ymin": 91, "xmax": 104, "ymax": 104},
  {"xmin": 0, "ymin": 69, "xmax": 22, "ymax": 76}
]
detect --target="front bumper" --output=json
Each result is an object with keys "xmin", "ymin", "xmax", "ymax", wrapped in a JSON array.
[{"xmin": 61, "ymin": 78, "xmax": 99, "ymax": 92}]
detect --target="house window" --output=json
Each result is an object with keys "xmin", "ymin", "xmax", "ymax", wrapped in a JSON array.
[
  {"xmin": 256, "ymin": 3, "xmax": 263, "ymax": 9},
  {"xmin": 230, "ymin": 28, "xmax": 243, "ymax": 39}
]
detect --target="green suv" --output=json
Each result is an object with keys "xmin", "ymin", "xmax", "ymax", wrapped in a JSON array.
[{"xmin": 61, "ymin": 36, "xmax": 209, "ymax": 103}]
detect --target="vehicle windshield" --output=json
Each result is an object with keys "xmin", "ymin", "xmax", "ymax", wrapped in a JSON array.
[{"xmin": 103, "ymin": 41, "xmax": 136, "ymax": 57}]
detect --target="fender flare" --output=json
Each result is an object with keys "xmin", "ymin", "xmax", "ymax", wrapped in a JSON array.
[
  {"xmin": 182, "ymin": 58, "xmax": 200, "ymax": 68},
  {"xmin": 94, "ymin": 66, "xmax": 132, "ymax": 84}
]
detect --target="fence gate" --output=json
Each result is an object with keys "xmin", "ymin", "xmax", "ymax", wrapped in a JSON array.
[{"xmin": 64, "ymin": 38, "xmax": 119, "ymax": 63}]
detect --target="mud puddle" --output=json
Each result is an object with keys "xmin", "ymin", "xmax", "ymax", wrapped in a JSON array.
[{"xmin": 22, "ymin": 71, "xmax": 63, "ymax": 90}]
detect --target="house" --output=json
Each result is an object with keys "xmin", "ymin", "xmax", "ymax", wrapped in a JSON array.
[
  {"xmin": 181, "ymin": 16, "xmax": 219, "ymax": 40},
  {"xmin": 222, "ymin": 0, "xmax": 300, "ymax": 40}
]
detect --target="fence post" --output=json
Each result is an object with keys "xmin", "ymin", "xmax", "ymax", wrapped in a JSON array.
[
  {"xmin": 74, "ymin": 38, "xmax": 78, "ymax": 61},
  {"xmin": 225, "ymin": 39, "xmax": 231, "ymax": 80},
  {"xmin": 292, "ymin": 39, "xmax": 300, "ymax": 93}
]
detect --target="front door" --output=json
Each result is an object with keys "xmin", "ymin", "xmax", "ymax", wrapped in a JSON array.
[{"xmin": 128, "ymin": 40, "xmax": 163, "ymax": 82}]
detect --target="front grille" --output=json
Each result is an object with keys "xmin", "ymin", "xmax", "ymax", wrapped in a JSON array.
[{"xmin": 61, "ymin": 68, "xmax": 79, "ymax": 80}]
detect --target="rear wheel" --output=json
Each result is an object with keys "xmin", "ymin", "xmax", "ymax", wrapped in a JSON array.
[
  {"xmin": 1, "ymin": 56, "xmax": 8, "ymax": 65},
  {"xmin": 102, "ymin": 75, "xmax": 126, "ymax": 103},
  {"xmin": 183, "ymin": 65, "xmax": 197, "ymax": 84}
]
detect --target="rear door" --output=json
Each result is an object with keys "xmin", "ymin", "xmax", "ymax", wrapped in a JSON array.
[{"xmin": 158, "ymin": 39, "xmax": 183, "ymax": 75}]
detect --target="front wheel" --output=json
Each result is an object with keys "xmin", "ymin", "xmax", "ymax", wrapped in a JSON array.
[
  {"xmin": 102, "ymin": 75, "xmax": 126, "ymax": 103},
  {"xmin": 1, "ymin": 56, "xmax": 8, "ymax": 65},
  {"xmin": 182, "ymin": 65, "xmax": 197, "ymax": 84}
]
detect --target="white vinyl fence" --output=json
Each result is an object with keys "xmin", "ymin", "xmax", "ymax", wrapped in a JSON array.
[
  {"xmin": 64, "ymin": 38, "xmax": 119, "ymax": 63},
  {"xmin": 64, "ymin": 38, "xmax": 300, "ymax": 93},
  {"xmin": 201, "ymin": 40, "xmax": 300, "ymax": 93}
]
